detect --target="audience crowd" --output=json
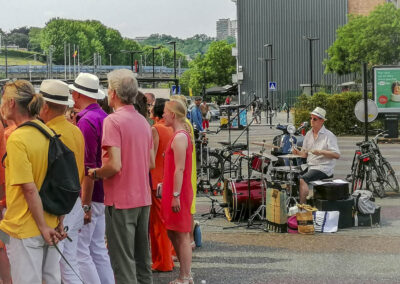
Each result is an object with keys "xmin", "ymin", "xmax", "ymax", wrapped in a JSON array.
[{"xmin": 0, "ymin": 69, "xmax": 198, "ymax": 284}]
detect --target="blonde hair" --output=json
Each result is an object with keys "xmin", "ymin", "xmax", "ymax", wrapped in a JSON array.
[
  {"xmin": 3, "ymin": 80, "xmax": 43, "ymax": 117},
  {"xmin": 170, "ymin": 95, "xmax": 188, "ymax": 108},
  {"xmin": 165, "ymin": 100, "xmax": 194, "ymax": 145}
]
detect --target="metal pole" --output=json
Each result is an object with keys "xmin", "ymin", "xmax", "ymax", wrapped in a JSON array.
[
  {"xmin": 64, "ymin": 42, "xmax": 67, "ymax": 80},
  {"xmin": 309, "ymin": 40, "xmax": 313, "ymax": 96},
  {"xmin": 5, "ymin": 39, "xmax": 8, "ymax": 78},
  {"xmin": 109, "ymin": 54, "xmax": 112, "ymax": 66},
  {"xmin": 131, "ymin": 52, "xmax": 134, "ymax": 71},
  {"xmin": 173, "ymin": 43, "xmax": 177, "ymax": 79},
  {"xmin": 68, "ymin": 43, "xmax": 71, "ymax": 80},
  {"xmin": 73, "ymin": 44, "xmax": 76, "ymax": 78},
  {"xmin": 265, "ymin": 60, "xmax": 269, "ymax": 124},
  {"xmin": 77, "ymin": 45, "xmax": 80, "ymax": 73},
  {"xmin": 362, "ymin": 63, "xmax": 368, "ymax": 141},
  {"xmin": 152, "ymin": 48, "xmax": 155, "ymax": 78}
]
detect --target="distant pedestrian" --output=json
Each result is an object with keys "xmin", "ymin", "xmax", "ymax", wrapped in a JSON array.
[
  {"xmin": 89, "ymin": 69, "xmax": 154, "ymax": 284},
  {"xmin": 200, "ymin": 100, "xmax": 210, "ymax": 130},
  {"xmin": 225, "ymin": 95, "xmax": 231, "ymax": 105},
  {"xmin": 39, "ymin": 80, "xmax": 85, "ymax": 284},
  {"xmin": 190, "ymin": 97, "xmax": 203, "ymax": 131},
  {"xmin": 70, "ymin": 73, "xmax": 114, "ymax": 284},
  {"xmin": 0, "ymin": 80, "xmax": 65, "ymax": 284},
  {"xmin": 162, "ymin": 100, "xmax": 194, "ymax": 284}
]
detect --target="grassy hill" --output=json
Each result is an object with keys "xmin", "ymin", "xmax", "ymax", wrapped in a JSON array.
[{"xmin": 0, "ymin": 56, "xmax": 45, "ymax": 65}]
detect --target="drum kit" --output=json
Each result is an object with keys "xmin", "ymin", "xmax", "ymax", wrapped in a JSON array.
[{"xmin": 222, "ymin": 141, "xmax": 303, "ymax": 224}]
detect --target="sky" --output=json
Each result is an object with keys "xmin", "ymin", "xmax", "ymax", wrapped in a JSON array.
[{"xmin": 0, "ymin": 0, "xmax": 236, "ymax": 39}]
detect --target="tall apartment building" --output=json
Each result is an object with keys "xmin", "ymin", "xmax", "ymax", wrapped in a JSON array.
[{"xmin": 216, "ymin": 18, "xmax": 237, "ymax": 40}]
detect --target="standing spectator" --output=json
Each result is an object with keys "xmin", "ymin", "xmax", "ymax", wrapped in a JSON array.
[
  {"xmin": 89, "ymin": 69, "xmax": 154, "ymax": 284},
  {"xmin": 69, "ymin": 73, "xmax": 114, "ymax": 284},
  {"xmin": 200, "ymin": 100, "xmax": 210, "ymax": 130},
  {"xmin": 39, "ymin": 80, "xmax": 85, "ymax": 284},
  {"xmin": 145, "ymin": 92, "xmax": 156, "ymax": 124},
  {"xmin": 0, "ymin": 119, "xmax": 10, "ymax": 284},
  {"xmin": 170, "ymin": 95, "xmax": 198, "ymax": 249},
  {"xmin": 0, "ymin": 80, "xmax": 64, "ymax": 284},
  {"xmin": 162, "ymin": 100, "xmax": 194, "ymax": 284},
  {"xmin": 225, "ymin": 95, "xmax": 231, "ymax": 105},
  {"xmin": 149, "ymin": 98, "xmax": 175, "ymax": 272},
  {"xmin": 190, "ymin": 97, "xmax": 203, "ymax": 131}
]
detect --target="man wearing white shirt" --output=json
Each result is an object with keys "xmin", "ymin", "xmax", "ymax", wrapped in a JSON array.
[{"xmin": 292, "ymin": 107, "xmax": 340, "ymax": 203}]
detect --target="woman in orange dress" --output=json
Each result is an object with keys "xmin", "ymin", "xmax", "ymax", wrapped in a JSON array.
[
  {"xmin": 149, "ymin": 98, "xmax": 174, "ymax": 272},
  {"xmin": 161, "ymin": 100, "xmax": 193, "ymax": 284}
]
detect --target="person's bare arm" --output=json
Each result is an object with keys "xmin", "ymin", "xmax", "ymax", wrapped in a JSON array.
[
  {"xmin": 311, "ymin": 149, "xmax": 340, "ymax": 159},
  {"xmin": 150, "ymin": 127, "xmax": 159, "ymax": 170},
  {"xmin": 80, "ymin": 177, "xmax": 94, "ymax": 224},
  {"xmin": 21, "ymin": 182, "xmax": 61, "ymax": 245}
]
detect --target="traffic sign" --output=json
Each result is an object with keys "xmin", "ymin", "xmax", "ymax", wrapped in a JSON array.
[
  {"xmin": 171, "ymin": 85, "xmax": 181, "ymax": 94},
  {"xmin": 269, "ymin": 81, "xmax": 277, "ymax": 91}
]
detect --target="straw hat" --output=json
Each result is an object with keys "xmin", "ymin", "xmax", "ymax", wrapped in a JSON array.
[
  {"xmin": 310, "ymin": 107, "xmax": 327, "ymax": 120},
  {"xmin": 69, "ymin": 73, "xmax": 105, "ymax": 100},
  {"xmin": 39, "ymin": 80, "xmax": 71, "ymax": 106}
]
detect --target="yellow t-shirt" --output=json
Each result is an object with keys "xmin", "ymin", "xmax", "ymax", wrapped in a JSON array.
[
  {"xmin": 186, "ymin": 118, "xmax": 197, "ymax": 214},
  {"xmin": 46, "ymin": 115, "xmax": 85, "ymax": 184},
  {"xmin": 0, "ymin": 119, "xmax": 58, "ymax": 239}
]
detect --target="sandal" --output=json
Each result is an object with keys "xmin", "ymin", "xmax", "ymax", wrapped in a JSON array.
[{"xmin": 169, "ymin": 278, "xmax": 189, "ymax": 284}]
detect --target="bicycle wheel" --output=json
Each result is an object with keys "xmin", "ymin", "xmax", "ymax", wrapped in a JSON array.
[
  {"xmin": 381, "ymin": 162, "xmax": 400, "ymax": 192},
  {"xmin": 351, "ymin": 161, "xmax": 364, "ymax": 192},
  {"xmin": 204, "ymin": 151, "xmax": 224, "ymax": 190},
  {"xmin": 368, "ymin": 163, "xmax": 385, "ymax": 198}
]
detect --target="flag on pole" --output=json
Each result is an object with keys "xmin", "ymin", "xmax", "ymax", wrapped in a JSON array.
[
  {"xmin": 189, "ymin": 88, "xmax": 193, "ymax": 97},
  {"xmin": 72, "ymin": 50, "xmax": 77, "ymax": 58}
]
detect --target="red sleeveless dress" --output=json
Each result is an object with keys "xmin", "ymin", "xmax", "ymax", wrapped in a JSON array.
[{"xmin": 161, "ymin": 130, "xmax": 193, "ymax": 233}]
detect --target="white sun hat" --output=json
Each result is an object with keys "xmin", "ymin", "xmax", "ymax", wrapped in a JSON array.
[
  {"xmin": 69, "ymin": 73, "xmax": 105, "ymax": 100},
  {"xmin": 39, "ymin": 79, "xmax": 71, "ymax": 106},
  {"xmin": 310, "ymin": 107, "xmax": 327, "ymax": 120}
]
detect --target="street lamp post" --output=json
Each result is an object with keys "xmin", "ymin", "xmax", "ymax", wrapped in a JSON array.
[
  {"xmin": 264, "ymin": 43, "xmax": 273, "ymax": 124},
  {"xmin": 120, "ymin": 50, "xmax": 142, "ymax": 72},
  {"xmin": 303, "ymin": 36, "xmax": 320, "ymax": 96},
  {"xmin": 151, "ymin": 46, "xmax": 161, "ymax": 88},
  {"xmin": 258, "ymin": 57, "xmax": 275, "ymax": 125},
  {"xmin": 167, "ymin": 41, "xmax": 177, "ymax": 79}
]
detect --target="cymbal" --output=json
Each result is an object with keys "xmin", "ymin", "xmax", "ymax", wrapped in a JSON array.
[
  {"xmin": 242, "ymin": 150, "xmax": 278, "ymax": 162},
  {"xmin": 278, "ymin": 154, "xmax": 302, "ymax": 159},
  {"xmin": 251, "ymin": 142, "xmax": 280, "ymax": 149}
]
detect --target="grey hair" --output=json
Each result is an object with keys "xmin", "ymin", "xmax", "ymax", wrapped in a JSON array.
[{"xmin": 107, "ymin": 69, "xmax": 138, "ymax": 104}]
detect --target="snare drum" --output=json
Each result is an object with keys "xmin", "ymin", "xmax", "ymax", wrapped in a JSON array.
[
  {"xmin": 250, "ymin": 154, "xmax": 271, "ymax": 174},
  {"xmin": 270, "ymin": 166, "xmax": 301, "ymax": 183},
  {"xmin": 223, "ymin": 179, "xmax": 267, "ymax": 222}
]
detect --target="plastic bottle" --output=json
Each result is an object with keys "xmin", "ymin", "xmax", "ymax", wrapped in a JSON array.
[{"xmin": 193, "ymin": 221, "xmax": 202, "ymax": 247}]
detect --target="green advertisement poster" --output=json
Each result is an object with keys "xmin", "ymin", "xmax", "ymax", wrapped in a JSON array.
[{"xmin": 374, "ymin": 67, "xmax": 400, "ymax": 112}]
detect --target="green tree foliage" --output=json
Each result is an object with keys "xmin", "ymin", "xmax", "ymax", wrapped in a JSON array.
[
  {"xmin": 28, "ymin": 27, "xmax": 43, "ymax": 52},
  {"xmin": 324, "ymin": 3, "xmax": 400, "ymax": 75},
  {"xmin": 180, "ymin": 41, "xmax": 236, "ymax": 96}
]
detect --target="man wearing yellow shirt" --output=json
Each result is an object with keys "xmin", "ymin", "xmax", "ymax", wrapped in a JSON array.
[
  {"xmin": 0, "ymin": 80, "xmax": 64, "ymax": 284},
  {"xmin": 39, "ymin": 80, "xmax": 85, "ymax": 283}
]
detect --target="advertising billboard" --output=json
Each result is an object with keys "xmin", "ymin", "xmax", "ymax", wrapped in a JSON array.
[{"xmin": 374, "ymin": 66, "xmax": 400, "ymax": 113}]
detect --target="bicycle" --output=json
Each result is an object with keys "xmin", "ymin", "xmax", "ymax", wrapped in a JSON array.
[{"xmin": 348, "ymin": 128, "xmax": 399, "ymax": 197}]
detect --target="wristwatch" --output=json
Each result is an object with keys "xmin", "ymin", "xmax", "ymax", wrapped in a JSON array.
[
  {"xmin": 82, "ymin": 204, "xmax": 92, "ymax": 213},
  {"xmin": 173, "ymin": 192, "xmax": 180, "ymax": 198}
]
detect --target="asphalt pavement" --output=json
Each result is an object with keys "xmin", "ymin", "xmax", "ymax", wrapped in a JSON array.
[{"xmin": 154, "ymin": 111, "xmax": 400, "ymax": 284}]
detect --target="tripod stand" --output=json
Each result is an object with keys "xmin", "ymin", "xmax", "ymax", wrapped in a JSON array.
[{"xmin": 201, "ymin": 195, "xmax": 226, "ymax": 219}]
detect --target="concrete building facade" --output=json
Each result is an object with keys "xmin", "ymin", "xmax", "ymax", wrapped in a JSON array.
[{"xmin": 233, "ymin": 0, "xmax": 397, "ymax": 106}]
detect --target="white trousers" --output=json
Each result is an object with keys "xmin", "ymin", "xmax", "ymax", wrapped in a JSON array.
[
  {"xmin": 60, "ymin": 197, "xmax": 85, "ymax": 284},
  {"xmin": 77, "ymin": 202, "xmax": 114, "ymax": 284},
  {"xmin": 7, "ymin": 235, "xmax": 61, "ymax": 284}
]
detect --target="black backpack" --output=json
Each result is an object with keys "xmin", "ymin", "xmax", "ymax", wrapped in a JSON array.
[{"xmin": 18, "ymin": 121, "xmax": 81, "ymax": 216}]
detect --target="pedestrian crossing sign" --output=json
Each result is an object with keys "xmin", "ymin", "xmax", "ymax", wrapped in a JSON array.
[{"xmin": 269, "ymin": 82, "xmax": 277, "ymax": 91}]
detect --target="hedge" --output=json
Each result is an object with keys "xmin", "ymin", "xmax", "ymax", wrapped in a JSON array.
[{"xmin": 293, "ymin": 92, "xmax": 383, "ymax": 135}]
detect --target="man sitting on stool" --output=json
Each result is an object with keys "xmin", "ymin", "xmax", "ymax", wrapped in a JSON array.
[{"xmin": 292, "ymin": 107, "xmax": 340, "ymax": 204}]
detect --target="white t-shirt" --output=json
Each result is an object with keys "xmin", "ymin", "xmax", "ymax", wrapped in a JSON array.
[{"xmin": 303, "ymin": 125, "xmax": 340, "ymax": 177}]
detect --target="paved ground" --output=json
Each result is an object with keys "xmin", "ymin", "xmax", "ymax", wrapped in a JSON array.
[{"xmin": 154, "ymin": 112, "xmax": 400, "ymax": 284}]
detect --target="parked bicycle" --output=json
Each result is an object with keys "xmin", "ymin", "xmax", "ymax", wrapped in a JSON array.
[{"xmin": 348, "ymin": 128, "xmax": 399, "ymax": 197}]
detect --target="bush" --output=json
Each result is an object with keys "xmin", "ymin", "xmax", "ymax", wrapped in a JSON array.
[{"xmin": 294, "ymin": 92, "xmax": 382, "ymax": 135}]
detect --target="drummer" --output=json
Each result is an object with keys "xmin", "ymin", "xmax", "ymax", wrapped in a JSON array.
[{"xmin": 292, "ymin": 107, "xmax": 340, "ymax": 204}]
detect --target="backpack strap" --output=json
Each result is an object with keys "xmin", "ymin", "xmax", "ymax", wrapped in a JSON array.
[{"xmin": 18, "ymin": 121, "xmax": 56, "ymax": 139}]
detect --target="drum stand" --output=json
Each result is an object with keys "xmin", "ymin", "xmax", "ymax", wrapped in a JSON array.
[
  {"xmin": 201, "ymin": 195, "xmax": 226, "ymax": 219},
  {"xmin": 248, "ymin": 145, "xmax": 267, "ymax": 224},
  {"xmin": 285, "ymin": 136, "xmax": 298, "ymax": 208}
]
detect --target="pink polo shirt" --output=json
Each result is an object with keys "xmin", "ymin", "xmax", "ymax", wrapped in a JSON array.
[{"xmin": 102, "ymin": 105, "xmax": 152, "ymax": 209}]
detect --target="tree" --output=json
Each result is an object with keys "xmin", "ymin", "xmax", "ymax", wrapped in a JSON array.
[
  {"xmin": 180, "ymin": 41, "xmax": 236, "ymax": 95},
  {"xmin": 28, "ymin": 27, "xmax": 43, "ymax": 52},
  {"xmin": 324, "ymin": 3, "xmax": 400, "ymax": 75}
]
